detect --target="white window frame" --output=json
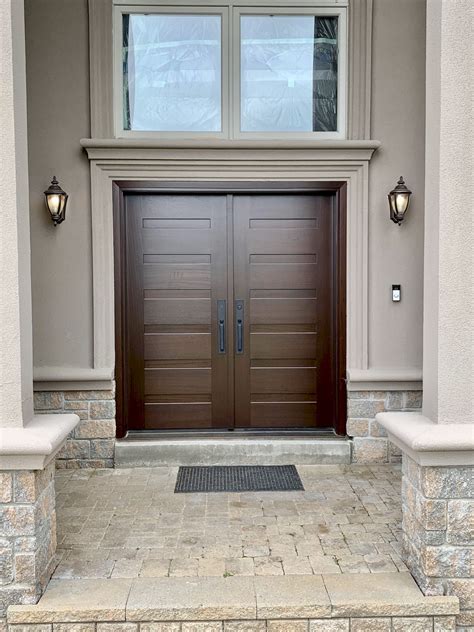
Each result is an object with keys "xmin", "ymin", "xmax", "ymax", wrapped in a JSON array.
[
  {"xmin": 113, "ymin": 1, "xmax": 348, "ymax": 140},
  {"xmin": 234, "ymin": 6, "xmax": 347, "ymax": 140},
  {"xmin": 113, "ymin": 5, "xmax": 230, "ymax": 139}
]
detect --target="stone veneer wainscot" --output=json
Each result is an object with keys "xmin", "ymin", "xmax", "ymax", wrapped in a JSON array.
[
  {"xmin": 34, "ymin": 387, "xmax": 422, "ymax": 468},
  {"xmin": 348, "ymin": 390, "xmax": 423, "ymax": 464},
  {"xmin": 33, "ymin": 390, "xmax": 116, "ymax": 469}
]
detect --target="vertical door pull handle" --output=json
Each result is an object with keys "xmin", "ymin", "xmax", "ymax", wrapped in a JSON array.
[
  {"xmin": 235, "ymin": 300, "xmax": 244, "ymax": 354},
  {"xmin": 217, "ymin": 300, "xmax": 226, "ymax": 354}
]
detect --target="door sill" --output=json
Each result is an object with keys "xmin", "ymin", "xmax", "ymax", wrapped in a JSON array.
[
  {"xmin": 124, "ymin": 429, "xmax": 345, "ymax": 441},
  {"xmin": 115, "ymin": 433, "xmax": 351, "ymax": 466}
]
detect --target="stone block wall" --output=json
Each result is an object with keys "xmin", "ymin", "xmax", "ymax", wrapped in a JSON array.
[
  {"xmin": 33, "ymin": 389, "xmax": 116, "ymax": 469},
  {"xmin": 347, "ymin": 391, "xmax": 423, "ymax": 464},
  {"xmin": 33, "ymin": 387, "xmax": 422, "ymax": 468},
  {"xmin": 0, "ymin": 463, "xmax": 56, "ymax": 619},
  {"xmin": 402, "ymin": 454, "xmax": 474, "ymax": 630}
]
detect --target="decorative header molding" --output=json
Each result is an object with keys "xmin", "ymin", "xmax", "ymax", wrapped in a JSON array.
[
  {"xmin": 81, "ymin": 138, "xmax": 380, "ymax": 160},
  {"xmin": 79, "ymin": 140, "xmax": 379, "ymax": 377}
]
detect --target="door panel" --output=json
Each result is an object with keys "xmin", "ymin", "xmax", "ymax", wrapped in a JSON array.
[
  {"xmin": 251, "ymin": 333, "xmax": 318, "ymax": 359},
  {"xmin": 144, "ymin": 299, "xmax": 211, "ymax": 326},
  {"xmin": 124, "ymin": 194, "xmax": 229, "ymax": 430},
  {"xmin": 251, "ymin": 368, "xmax": 317, "ymax": 394},
  {"xmin": 145, "ymin": 368, "xmax": 212, "ymax": 395},
  {"xmin": 251, "ymin": 299, "xmax": 317, "ymax": 325},
  {"xmin": 145, "ymin": 333, "xmax": 211, "ymax": 360},
  {"xmin": 251, "ymin": 402, "xmax": 316, "ymax": 427},
  {"xmin": 250, "ymin": 264, "xmax": 318, "ymax": 289},
  {"xmin": 233, "ymin": 194, "xmax": 334, "ymax": 429},
  {"xmin": 142, "ymin": 229, "xmax": 211, "ymax": 254},
  {"xmin": 145, "ymin": 403, "xmax": 212, "ymax": 428},
  {"xmin": 143, "ymin": 264, "xmax": 211, "ymax": 290},
  {"xmin": 250, "ymin": 229, "xmax": 320, "ymax": 254}
]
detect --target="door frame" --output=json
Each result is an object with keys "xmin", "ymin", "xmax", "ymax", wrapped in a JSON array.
[{"xmin": 113, "ymin": 180, "xmax": 347, "ymax": 438}]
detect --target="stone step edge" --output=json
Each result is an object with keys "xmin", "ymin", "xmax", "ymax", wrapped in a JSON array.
[
  {"xmin": 5, "ymin": 616, "xmax": 460, "ymax": 632},
  {"xmin": 7, "ymin": 575, "xmax": 459, "ymax": 625},
  {"xmin": 115, "ymin": 438, "xmax": 352, "ymax": 467}
]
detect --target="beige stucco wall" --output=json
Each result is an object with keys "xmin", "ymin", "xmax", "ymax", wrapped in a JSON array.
[
  {"xmin": 368, "ymin": 0, "xmax": 426, "ymax": 372},
  {"xmin": 25, "ymin": 0, "xmax": 426, "ymax": 381},
  {"xmin": 25, "ymin": 0, "xmax": 92, "ymax": 371}
]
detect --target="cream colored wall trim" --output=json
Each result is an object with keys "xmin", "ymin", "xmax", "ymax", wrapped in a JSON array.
[
  {"xmin": 33, "ymin": 367, "xmax": 114, "ymax": 392},
  {"xmin": 89, "ymin": 0, "xmax": 371, "ymax": 140},
  {"xmin": 83, "ymin": 138, "xmax": 380, "ymax": 156},
  {"xmin": 34, "ymin": 380, "xmax": 114, "ymax": 392},
  {"xmin": 89, "ymin": 0, "xmax": 113, "ymax": 138},
  {"xmin": 348, "ymin": 382, "xmax": 423, "ymax": 392},
  {"xmin": 348, "ymin": 0, "xmax": 373, "ymax": 140},
  {"xmin": 0, "ymin": 413, "xmax": 80, "ymax": 470},
  {"xmin": 33, "ymin": 367, "xmax": 114, "ymax": 382},
  {"xmin": 347, "ymin": 368, "xmax": 423, "ymax": 391},
  {"xmin": 376, "ymin": 412, "xmax": 474, "ymax": 467},
  {"xmin": 80, "ymin": 140, "xmax": 378, "ymax": 375}
]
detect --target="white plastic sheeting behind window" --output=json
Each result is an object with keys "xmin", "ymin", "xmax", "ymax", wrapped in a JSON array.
[
  {"xmin": 123, "ymin": 14, "xmax": 221, "ymax": 131},
  {"xmin": 240, "ymin": 15, "xmax": 338, "ymax": 132}
]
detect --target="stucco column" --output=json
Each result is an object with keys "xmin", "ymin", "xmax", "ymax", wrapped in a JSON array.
[
  {"xmin": 422, "ymin": 0, "xmax": 473, "ymax": 426},
  {"xmin": 377, "ymin": 1, "xmax": 473, "ymax": 627},
  {"xmin": 0, "ymin": 1, "xmax": 79, "ymax": 621},
  {"xmin": 0, "ymin": 0, "xmax": 33, "ymax": 429}
]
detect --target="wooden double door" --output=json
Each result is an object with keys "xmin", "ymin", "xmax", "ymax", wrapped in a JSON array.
[{"xmin": 116, "ymin": 184, "xmax": 346, "ymax": 436}]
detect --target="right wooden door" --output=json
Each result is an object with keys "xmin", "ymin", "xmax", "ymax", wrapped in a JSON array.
[{"xmin": 233, "ymin": 194, "xmax": 335, "ymax": 430}]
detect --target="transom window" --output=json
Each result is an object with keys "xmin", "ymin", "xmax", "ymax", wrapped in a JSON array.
[{"xmin": 114, "ymin": 3, "xmax": 347, "ymax": 139}]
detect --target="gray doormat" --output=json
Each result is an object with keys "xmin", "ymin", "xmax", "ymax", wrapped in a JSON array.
[{"xmin": 174, "ymin": 465, "xmax": 304, "ymax": 493}]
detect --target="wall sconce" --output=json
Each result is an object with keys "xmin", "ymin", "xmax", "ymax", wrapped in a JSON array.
[
  {"xmin": 388, "ymin": 176, "xmax": 412, "ymax": 225},
  {"xmin": 44, "ymin": 176, "xmax": 68, "ymax": 226}
]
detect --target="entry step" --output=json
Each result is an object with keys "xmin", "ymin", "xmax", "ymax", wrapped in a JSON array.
[
  {"xmin": 8, "ymin": 574, "xmax": 459, "ymax": 627},
  {"xmin": 115, "ymin": 436, "xmax": 351, "ymax": 467}
]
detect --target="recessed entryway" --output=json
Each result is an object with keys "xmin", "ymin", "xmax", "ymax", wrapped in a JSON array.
[{"xmin": 114, "ymin": 183, "xmax": 346, "ymax": 437}]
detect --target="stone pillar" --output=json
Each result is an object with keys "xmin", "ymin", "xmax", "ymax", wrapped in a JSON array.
[
  {"xmin": 0, "ymin": 0, "xmax": 79, "ymax": 624},
  {"xmin": 0, "ymin": 464, "xmax": 56, "ymax": 616},
  {"xmin": 377, "ymin": 1, "xmax": 473, "ymax": 629},
  {"xmin": 401, "ymin": 455, "xmax": 472, "ymax": 623}
]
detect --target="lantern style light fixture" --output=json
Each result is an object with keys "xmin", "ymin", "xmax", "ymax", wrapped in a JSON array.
[
  {"xmin": 44, "ymin": 176, "xmax": 68, "ymax": 226},
  {"xmin": 388, "ymin": 176, "xmax": 412, "ymax": 225}
]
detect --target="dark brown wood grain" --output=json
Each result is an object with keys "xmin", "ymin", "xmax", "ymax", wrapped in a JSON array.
[
  {"xmin": 233, "ymin": 194, "xmax": 333, "ymax": 430},
  {"xmin": 113, "ymin": 181, "xmax": 347, "ymax": 436}
]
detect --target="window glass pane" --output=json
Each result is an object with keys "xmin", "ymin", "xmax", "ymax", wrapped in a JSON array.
[
  {"xmin": 240, "ymin": 15, "xmax": 338, "ymax": 132},
  {"xmin": 123, "ymin": 14, "xmax": 222, "ymax": 131}
]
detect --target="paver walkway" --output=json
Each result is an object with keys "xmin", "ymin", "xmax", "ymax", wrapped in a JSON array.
[{"xmin": 53, "ymin": 464, "xmax": 407, "ymax": 580}]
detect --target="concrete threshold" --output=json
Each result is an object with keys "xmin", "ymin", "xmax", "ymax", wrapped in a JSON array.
[
  {"xmin": 115, "ymin": 436, "xmax": 351, "ymax": 467},
  {"xmin": 7, "ymin": 573, "xmax": 459, "ymax": 628}
]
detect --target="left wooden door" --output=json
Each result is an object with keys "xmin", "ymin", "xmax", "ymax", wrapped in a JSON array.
[{"xmin": 123, "ymin": 194, "xmax": 230, "ymax": 430}]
